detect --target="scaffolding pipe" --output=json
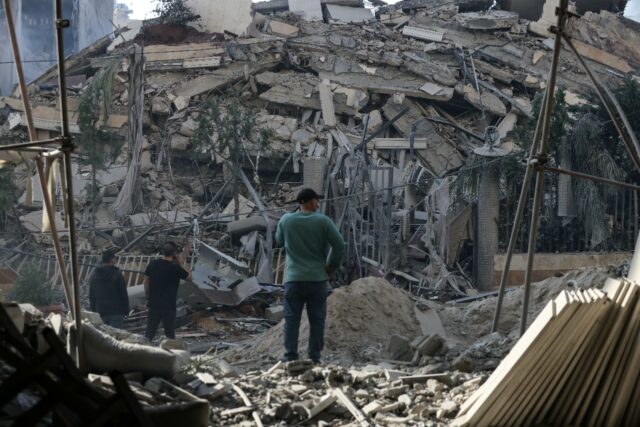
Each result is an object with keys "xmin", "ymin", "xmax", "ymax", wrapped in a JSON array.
[
  {"xmin": 3, "ymin": 0, "xmax": 74, "ymax": 316},
  {"xmin": 491, "ymin": 84, "xmax": 551, "ymax": 332},
  {"xmin": 519, "ymin": 0, "xmax": 570, "ymax": 335},
  {"xmin": 54, "ymin": 0, "xmax": 84, "ymax": 371}
]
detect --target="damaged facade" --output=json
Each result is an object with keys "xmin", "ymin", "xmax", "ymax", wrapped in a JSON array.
[{"xmin": 2, "ymin": 0, "xmax": 640, "ymax": 424}]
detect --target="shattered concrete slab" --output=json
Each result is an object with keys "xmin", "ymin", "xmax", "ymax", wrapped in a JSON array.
[
  {"xmin": 310, "ymin": 55, "xmax": 455, "ymax": 101},
  {"xmin": 289, "ymin": 0, "xmax": 323, "ymax": 21},
  {"xmin": 325, "ymin": 5, "xmax": 374, "ymax": 23},
  {"xmin": 256, "ymin": 71, "xmax": 365, "ymax": 114},
  {"xmin": 454, "ymin": 10, "xmax": 518, "ymax": 31},
  {"xmin": 381, "ymin": 98, "xmax": 463, "ymax": 176}
]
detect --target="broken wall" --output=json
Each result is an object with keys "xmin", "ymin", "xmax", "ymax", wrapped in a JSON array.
[
  {"xmin": 187, "ymin": 0, "xmax": 253, "ymax": 35},
  {"xmin": 493, "ymin": 252, "xmax": 631, "ymax": 287}
]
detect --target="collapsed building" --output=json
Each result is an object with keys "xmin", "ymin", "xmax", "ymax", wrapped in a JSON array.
[{"xmin": 2, "ymin": 0, "xmax": 640, "ymax": 425}]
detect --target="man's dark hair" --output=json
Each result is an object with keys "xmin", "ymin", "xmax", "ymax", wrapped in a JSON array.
[
  {"xmin": 161, "ymin": 242, "xmax": 177, "ymax": 257},
  {"xmin": 296, "ymin": 188, "xmax": 322, "ymax": 204},
  {"xmin": 101, "ymin": 249, "xmax": 116, "ymax": 264}
]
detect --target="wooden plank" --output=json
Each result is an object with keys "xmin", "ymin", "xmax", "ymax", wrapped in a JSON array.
[
  {"xmin": 569, "ymin": 38, "xmax": 632, "ymax": 74},
  {"xmin": 143, "ymin": 43, "xmax": 224, "ymax": 62},
  {"xmin": 571, "ymin": 283, "xmax": 638, "ymax": 425},
  {"xmin": 454, "ymin": 292, "xmax": 577, "ymax": 426},
  {"xmin": 591, "ymin": 281, "xmax": 640, "ymax": 425},
  {"xmin": 498, "ymin": 291, "xmax": 590, "ymax": 425},
  {"xmin": 476, "ymin": 291, "xmax": 587, "ymax": 426},
  {"xmin": 603, "ymin": 282, "xmax": 640, "ymax": 425},
  {"xmin": 544, "ymin": 288, "xmax": 617, "ymax": 423},
  {"xmin": 517, "ymin": 290, "xmax": 609, "ymax": 426}
]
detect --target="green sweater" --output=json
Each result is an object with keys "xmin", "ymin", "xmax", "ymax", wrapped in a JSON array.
[{"xmin": 275, "ymin": 210, "xmax": 346, "ymax": 283}]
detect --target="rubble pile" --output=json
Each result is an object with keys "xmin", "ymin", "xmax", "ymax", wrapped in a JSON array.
[
  {"xmin": 190, "ymin": 359, "xmax": 485, "ymax": 426},
  {"xmin": 2, "ymin": 0, "xmax": 640, "ymax": 423},
  {"xmin": 3, "ymin": 0, "xmax": 637, "ymax": 300},
  {"xmin": 438, "ymin": 266, "xmax": 615, "ymax": 343},
  {"xmin": 234, "ymin": 277, "xmax": 422, "ymax": 361}
]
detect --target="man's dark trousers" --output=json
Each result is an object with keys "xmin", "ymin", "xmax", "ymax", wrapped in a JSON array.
[
  {"xmin": 145, "ymin": 309, "xmax": 176, "ymax": 341},
  {"xmin": 284, "ymin": 281, "xmax": 328, "ymax": 362}
]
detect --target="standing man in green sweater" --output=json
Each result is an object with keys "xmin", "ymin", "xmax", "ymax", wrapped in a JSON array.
[{"xmin": 275, "ymin": 188, "xmax": 345, "ymax": 363}]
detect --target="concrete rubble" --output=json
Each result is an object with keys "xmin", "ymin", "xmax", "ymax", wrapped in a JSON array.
[{"xmin": 1, "ymin": 0, "xmax": 640, "ymax": 424}]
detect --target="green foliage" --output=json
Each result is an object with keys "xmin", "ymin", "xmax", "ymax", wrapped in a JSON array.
[
  {"xmin": 153, "ymin": 0, "xmax": 200, "ymax": 25},
  {"xmin": 191, "ymin": 97, "xmax": 274, "ymax": 166},
  {"xmin": 76, "ymin": 62, "xmax": 120, "ymax": 172},
  {"xmin": 8, "ymin": 263, "xmax": 62, "ymax": 306}
]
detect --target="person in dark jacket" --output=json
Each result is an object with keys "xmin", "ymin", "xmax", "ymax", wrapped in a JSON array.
[
  {"xmin": 144, "ymin": 242, "xmax": 192, "ymax": 342},
  {"xmin": 89, "ymin": 249, "xmax": 129, "ymax": 328}
]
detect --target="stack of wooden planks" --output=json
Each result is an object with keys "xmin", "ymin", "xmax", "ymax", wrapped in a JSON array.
[{"xmin": 454, "ymin": 277, "xmax": 640, "ymax": 426}]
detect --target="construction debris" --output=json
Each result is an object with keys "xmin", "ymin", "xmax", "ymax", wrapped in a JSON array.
[
  {"xmin": 454, "ymin": 276, "xmax": 640, "ymax": 426},
  {"xmin": 2, "ymin": 0, "xmax": 640, "ymax": 423}
]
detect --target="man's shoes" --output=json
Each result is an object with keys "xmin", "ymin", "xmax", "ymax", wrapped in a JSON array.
[{"xmin": 311, "ymin": 359, "xmax": 321, "ymax": 365}]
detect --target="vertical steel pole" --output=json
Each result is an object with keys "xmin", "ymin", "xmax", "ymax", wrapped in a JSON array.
[
  {"xmin": 385, "ymin": 166, "xmax": 394, "ymax": 274},
  {"xmin": 491, "ymin": 82, "xmax": 551, "ymax": 332},
  {"xmin": 3, "ymin": 0, "xmax": 74, "ymax": 314},
  {"xmin": 519, "ymin": 0, "xmax": 569, "ymax": 335},
  {"xmin": 54, "ymin": 0, "xmax": 83, "ymax": 370}
]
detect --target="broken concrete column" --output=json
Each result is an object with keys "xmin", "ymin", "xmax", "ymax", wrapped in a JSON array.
[{"xmin": 476, "ymin": 163, "xmax": 499, "ymax": 291}]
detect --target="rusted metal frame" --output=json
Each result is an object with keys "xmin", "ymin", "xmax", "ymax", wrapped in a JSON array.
[
  {"xmin": 55, "ymin": 0, "xmax": 83, "ymax": 371},
  {"xmin": 3, "ymin": 0, "xmax": 74, "ymax": 316}
]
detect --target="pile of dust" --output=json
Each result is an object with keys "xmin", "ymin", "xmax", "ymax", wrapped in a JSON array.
[
  {"xmin": 239, "ymin": 277, "xmax": 421, "ymax": 361},
  {"xmin": 438, "ymin": 267, "xmax": 616, "ymax": 346}
]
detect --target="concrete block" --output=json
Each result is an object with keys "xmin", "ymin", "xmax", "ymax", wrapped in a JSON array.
[
  {"xmin": 417, "ymin": 334, "xmax": 445, "ymax": 357},
  {"xmin": 386, "ymin": 334, "xmax": 414, "ymax": 362},
  {"xmin": 265, "ymin": 305, "xmax": 284, "ymax": 322}
]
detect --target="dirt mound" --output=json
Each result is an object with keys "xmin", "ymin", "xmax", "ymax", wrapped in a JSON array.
[
  {"xmin": 240, "ymin": 277, "xmax": 421, "ymax": 361},
  {"xmin": 438, "ymin": 267, "xmax": 615, "ymax": 345}
]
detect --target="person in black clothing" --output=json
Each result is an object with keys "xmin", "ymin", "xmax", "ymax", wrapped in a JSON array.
[
  {"xmin": 144, "ymin": 242, "xmax": 192, "ymax": 341},
  {"xmin": 89, "ymin": 249, "xmax": 129, "ymax": 328}
]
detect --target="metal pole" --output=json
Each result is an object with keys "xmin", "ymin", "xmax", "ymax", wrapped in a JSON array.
[
  {"xmin": 35, "ymin": 159, "xmax": 74, "ymax": 310},
  {"xmin": 519, "ymin": 0, "xmax": 569, "ymax": 336},
  {"xmin": 3, "ymin": 0, "xmax": 74, "ymax": 315},
  {"xmin": 0, "ymin": 138, "xmax": 62, "ymax": 151},
  {"xmin": 491, "ymin": 83, "xmax": 552, "ymax": 332},
  {"xmin": 384, "ymin": 166, "xmax": 394, "ymax": 274},
  {"xmin": 543, "ymin": 166, "xmax": 640, "ymax": 192},
  {"xmin": 54, "ymin": 0, "xmax": 83, "ymax": 371}
]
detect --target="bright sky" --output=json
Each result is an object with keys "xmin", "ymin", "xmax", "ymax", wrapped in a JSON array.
[
  {"xmin": 126, "ymin": 0, "xmax": 404, "ymax": 21},
  {"xmin": 128, "ymin": 0, "xmax": 640, "ymax": 24},
  {"xmin": 127, "ymin": 0, "xmax": 158, "ymax": 21}
]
